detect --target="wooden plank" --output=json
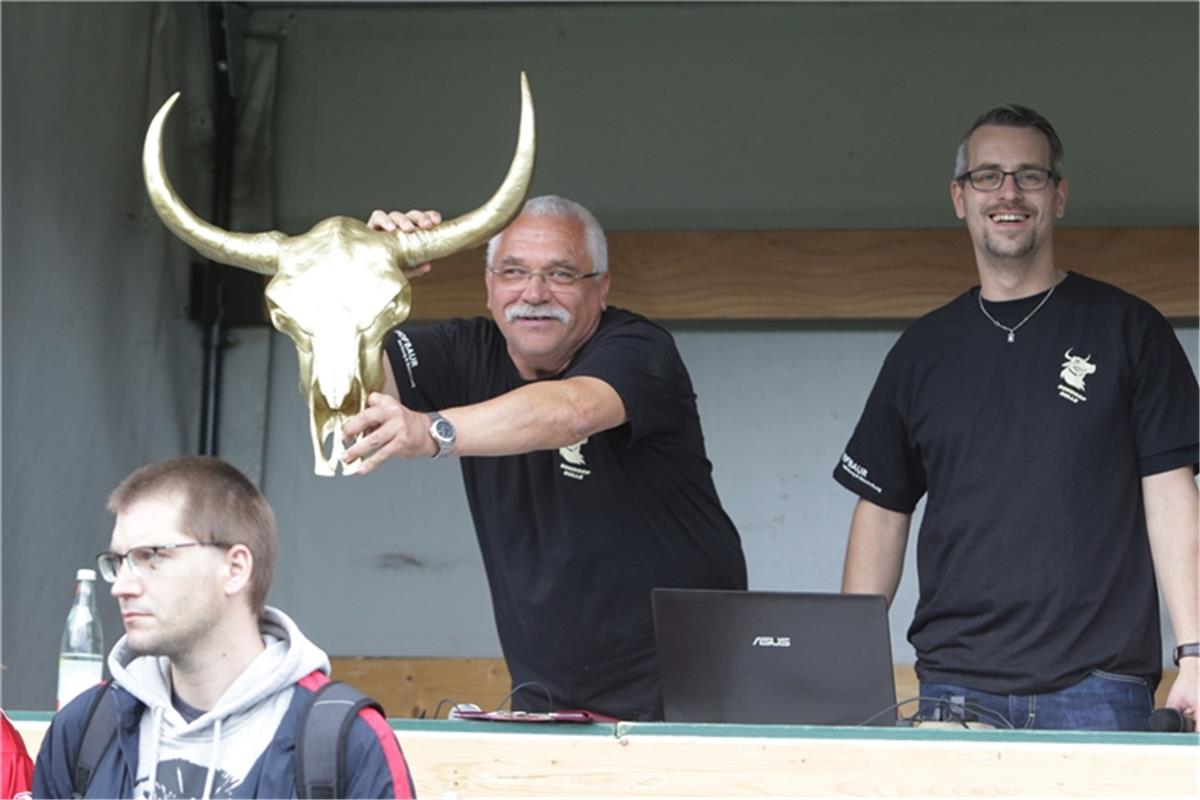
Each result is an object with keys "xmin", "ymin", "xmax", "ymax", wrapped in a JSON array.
[
  {"xmin": 11, "ymin": 717, "xmax": 1196, "ymax": 797},
  {"xmin": 407, "ymin": 226, "xmax": 1198, "ymax": 322},
  {"xmin": 397, "ymin": 727, "xmax": 1197, "ymax": 797},
  {"xmin": 330, "ymin": 656, "xmax": 513, "ymax": 719},
  {"xmin": 331, "ymin": 657, "xmax": 1179, "ymax": 720}
]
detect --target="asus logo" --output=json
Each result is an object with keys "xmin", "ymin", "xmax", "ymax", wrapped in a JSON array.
[{"xmin": 751, "ymin": 636, "xmax": 791, "ymax": 647}]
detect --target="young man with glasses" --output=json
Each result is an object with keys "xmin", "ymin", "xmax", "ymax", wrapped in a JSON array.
[
  {"xmin": 340, "ymin": 195, "xmax": 747, "ymax": 721},
  {"xmin": 33, "ymin": 456, "xmax": 415, "ymax": 798},
  {"xmin": 833, "ymin": 105, "xmax": 1198, "ymax": 730}
]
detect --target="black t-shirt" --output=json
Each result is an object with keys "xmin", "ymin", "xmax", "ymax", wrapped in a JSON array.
[
  {"xmin": 171, "ymin": 688, "xmax": 206, "ymax": 723},
  {"xmin": 386, "ymin": 307, "xmax": 747, "ymax": 719},
  {"xmin": 834, "ymin": 272, "xmax": 1198, "ymax": 694}
]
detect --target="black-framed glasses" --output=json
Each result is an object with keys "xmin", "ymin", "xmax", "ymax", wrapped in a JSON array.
[
  {"xmin": 487, "ymin": 266, "xmax": 603, "ymax": 288},
  {"xmin": 96, "ymin": 542, "xmax": 231, "ymax": 582},
  {"xmin": 956, "ymin": 168, "xmax": 1056, "ymax": 192}
]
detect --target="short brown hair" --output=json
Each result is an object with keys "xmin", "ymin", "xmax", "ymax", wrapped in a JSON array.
[
  {"xmin": 108, "ymin": 456, "xmax": 276, "ymax": 614},
  {"xmin": 954, "ymin": 104, "xmax": 1065, "ymax": 181}
]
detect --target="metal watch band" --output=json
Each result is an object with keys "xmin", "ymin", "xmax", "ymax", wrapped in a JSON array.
[
  {"xmin": 1173, "ymin": 642, "xmax": 1200, "ymax": 666},
  {"xmin": 428, "ymin": 411, "xmax": 455, "ymax": 460}
]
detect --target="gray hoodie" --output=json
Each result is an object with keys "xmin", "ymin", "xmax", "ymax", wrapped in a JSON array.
[{"xmin": 106, "ymin": 606, "xmax": 330, "ymax": 800}]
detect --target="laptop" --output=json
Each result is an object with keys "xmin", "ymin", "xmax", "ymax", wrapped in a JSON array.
[{"xmin": 652, "ymin": 589, "xmax": 897, "ymax": 726}]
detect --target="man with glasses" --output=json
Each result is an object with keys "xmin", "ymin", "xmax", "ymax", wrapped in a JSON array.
[
  {"xmin": 340, "ymin": 195, "xmax": 747, "ymax": 720},
  {"xmin": 34, "ymin": 456, "xmax": 415, "ymax": 798},
  {"xmin": 833, "ymin": 105, "xmax": 1198, "ymax": 729}
]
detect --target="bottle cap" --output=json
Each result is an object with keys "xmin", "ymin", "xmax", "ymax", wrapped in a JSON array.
[{"xmin": 76, "ymin": 568, "xmax": 96, "ymax": 581}]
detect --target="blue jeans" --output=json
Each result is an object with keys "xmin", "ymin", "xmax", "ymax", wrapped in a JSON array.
[{"xmin": 919, "ymin": 670, "xmax": 1155, "ymax": 731}]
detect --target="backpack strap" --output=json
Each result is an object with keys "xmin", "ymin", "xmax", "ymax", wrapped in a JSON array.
[
  {"xmin": 295, "ymin": 681, "xmax": 385, "ymax": 800},
  {"xmin": 70, "ymin": 684, "xmax": 118, "ymax": 798}
]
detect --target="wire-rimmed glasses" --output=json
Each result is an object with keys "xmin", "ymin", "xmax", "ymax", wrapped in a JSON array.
[
  {"xmin": 487, "ymin": 266, "xmax": 603, "ymax": 288},
  {"xmin": 96, "ymin": 542, "xmax": 230, "ymax": 582}
]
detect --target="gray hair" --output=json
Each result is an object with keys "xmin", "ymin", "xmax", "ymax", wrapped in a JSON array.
[
  {"xmin": 486, "ymin": 195, "xmax": 609, "ymax": 274},
  {"xmin": 953, "ymin": 104, "xmax": 1065, "ymax": 181}
]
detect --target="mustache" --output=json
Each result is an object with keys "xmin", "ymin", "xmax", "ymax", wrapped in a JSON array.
[{"xmin": 506, "ymin": 303, "xmax": 572, "ymax": 324}]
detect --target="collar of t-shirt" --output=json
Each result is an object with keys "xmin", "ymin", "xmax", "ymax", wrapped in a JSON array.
[
  {"xmin": 170, "ymin": 686, "xmax": 207, "ymax": 723},
  {"xmin": 978, "ymin": 285, "xmax": 1054, "ymax": 327}
]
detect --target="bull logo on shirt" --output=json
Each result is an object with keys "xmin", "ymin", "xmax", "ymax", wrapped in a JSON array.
[
  {"xmin": 559, "ymin": 438, "xmax": 588, "ymax": 466},
  {"xmin": 559, "ymin": 438, "xmax": 591, "ymax": 481},
  {"xmin": 1060, "ymin": 349, "xmax": 1097, "ymax": 392}
]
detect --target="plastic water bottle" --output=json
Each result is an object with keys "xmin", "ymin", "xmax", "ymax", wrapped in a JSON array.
[{"xmin": 57, "ymin": 568, "xmax": 104, "ymax": 709}]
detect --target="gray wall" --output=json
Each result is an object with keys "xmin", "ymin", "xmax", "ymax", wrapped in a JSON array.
[
  {"xmin": 2, "ymin": 3, "xmax": 215, "ymax": 709},
  {"xmin": 259, "ymin": 3, "xmax": 1200, "ymax": 231},
  {"xmin": 262, "ymin": 324, "xmax": 1199, "ymax": 662},
  {"xmin": 3, "ymin": 2, "xmax": 1197, "ymax": 710}
]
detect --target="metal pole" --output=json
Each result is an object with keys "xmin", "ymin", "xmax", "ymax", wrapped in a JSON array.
[{"xmin": 198, "ymin": 1, "xmax": 236, "ymax": 456}]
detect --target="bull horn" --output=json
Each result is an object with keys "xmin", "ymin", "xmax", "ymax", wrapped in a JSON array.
[
  {"xmin": 1064, "ymin": 348, "xmax": 1074, "ymax": 359},
  {"xmin": 395, "ymin": 72, "xmax": 536, "ymax": 266},
  {"xmin": 143, "ymin": 92, "xmax": 285, "ymax": 275}
]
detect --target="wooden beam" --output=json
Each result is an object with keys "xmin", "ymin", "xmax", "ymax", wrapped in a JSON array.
[
  {"xmin": 11, "ymin": 714, "xmax": 1196, "ymax": 797},
  {"xmin": 407, "ymin": 226, "xmax": 1197, "ymax": 322},
  {"xmin": 331, "ymin": 657, "xmax": 513, "ymax": 719},
  {"xmin": 331, "ymin": 657, "xmax": 1180, "ymax": 720},
  {"xmin": 395, "ymin": 724, "xmax": 1197, "ymax": 797}
]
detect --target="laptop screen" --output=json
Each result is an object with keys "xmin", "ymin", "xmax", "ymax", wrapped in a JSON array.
[{"xmin": 652, "ymin": 589, "xmax": 897, "ymax": 725}]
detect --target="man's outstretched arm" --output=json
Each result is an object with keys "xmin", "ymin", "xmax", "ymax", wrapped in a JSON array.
[{"xmin": 340, "ymin": 369, "xmax": 626, "ymax": 473}]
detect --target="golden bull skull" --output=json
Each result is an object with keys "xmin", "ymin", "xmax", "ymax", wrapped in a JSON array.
[{"xmin": 142, "ymin": 75, "xmax": 536, "ymax": 475}]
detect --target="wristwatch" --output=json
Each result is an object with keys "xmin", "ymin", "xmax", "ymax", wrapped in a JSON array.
[
  {"xmin": 1173, "ymin": 642, "xmax": 1200, "ymax": 666},
  {"xmin": 428, "ymin": 411, "xmax": 456, "ymax": 459}
]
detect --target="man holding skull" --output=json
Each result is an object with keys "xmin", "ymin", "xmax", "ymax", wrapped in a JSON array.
[{"xmin": 341, "ymin": 195, "xmax": 747, "ymax": 721}]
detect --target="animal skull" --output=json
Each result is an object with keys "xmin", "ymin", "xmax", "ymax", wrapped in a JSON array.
[{"xmin": 143, "ymin": 75, "xmax": 536, "ymax": 475}]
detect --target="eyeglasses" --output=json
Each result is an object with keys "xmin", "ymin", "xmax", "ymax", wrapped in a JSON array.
[
  {"xmin": 96, "ymin": 542, "xmax": 230, "ymax": 583},
  {"xmin": 487, "ymin": 266, "xmax": 603, "ymax": 288},
  {"xmin": 956, "ymin": 168, "xmax": 1056, "ymax": 192}
]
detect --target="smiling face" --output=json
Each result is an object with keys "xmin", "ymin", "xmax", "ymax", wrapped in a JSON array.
[
  {"xmin": 485, "ymin": 213, "xmax": 610, "ymax": 379},
  {"xmin": 951, "ymin": 124, "xmax": 1068, "ymax": 267},
  {"xmin": 109, "ymin": 494, "xmax": 228, "ymax": 660}
]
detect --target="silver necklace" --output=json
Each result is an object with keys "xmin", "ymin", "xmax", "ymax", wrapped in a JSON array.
[{"xmin": 977, "ymin": 279, "xmax": 1059, "ymax": 343}]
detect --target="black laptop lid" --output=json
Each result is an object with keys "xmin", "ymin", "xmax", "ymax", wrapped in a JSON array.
[{"xmin": 652, "ymin": 589, "xmax": 897, "ymax": 725}]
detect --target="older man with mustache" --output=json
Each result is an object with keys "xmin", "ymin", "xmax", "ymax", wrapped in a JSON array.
[{"xmin": 342, "ymin": 195, "xmax": 747, "ymax": 721}]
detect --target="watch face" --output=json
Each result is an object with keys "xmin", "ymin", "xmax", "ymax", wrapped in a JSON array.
[{"xmin": 434, "ymin": 420, "xmax": 454, "ymax": 440}]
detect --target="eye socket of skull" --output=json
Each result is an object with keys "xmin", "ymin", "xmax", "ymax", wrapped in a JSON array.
[
  {"xmin": 266, "ymin": 301, "xmax": 314, "ymax": 353},
  {"xmin": 369, "ymin": 291, "xmax": 411, "ymax": 333}
]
